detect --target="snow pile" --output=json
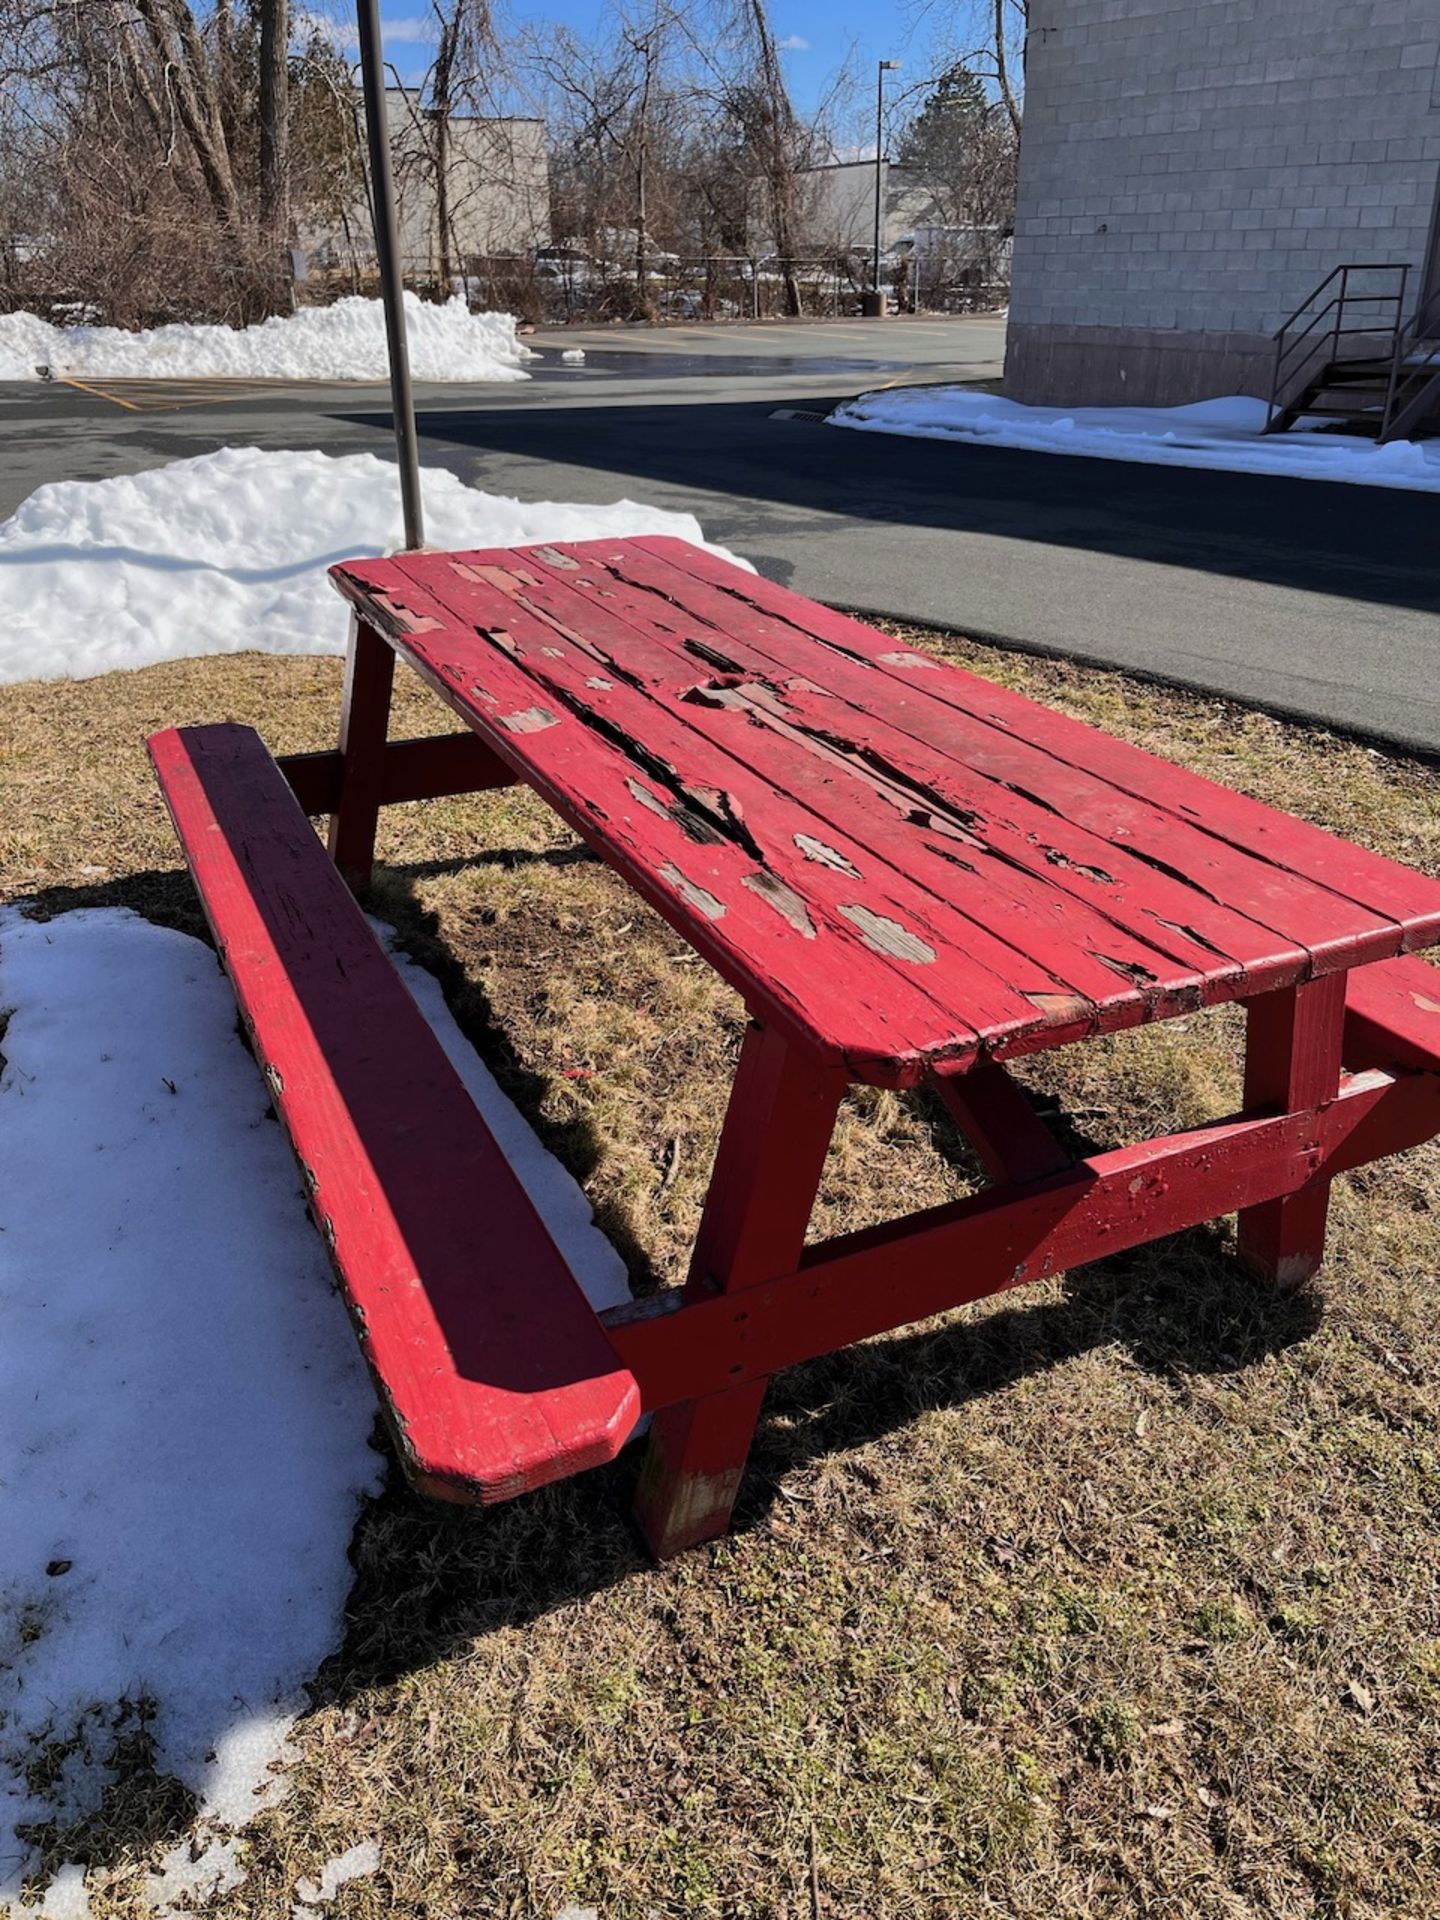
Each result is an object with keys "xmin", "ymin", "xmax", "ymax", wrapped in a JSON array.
[
  {"xmin": 0, "ymin": 907, "xmax": 380, "ymax": 1914},
  {"xmin": 0, "ymin": 445, "xmax": 744, "ymax": 684},
  {"xmin": 828, "ymin": 386, "xmax": 1440, "ymax": 492},
  {"xmin": 0, "ymin": 294, "xmax": 532, "ymax": 385},
  {"xmin": 0, "ymin": 907, "xmax": 630, "ymax": 1914}
]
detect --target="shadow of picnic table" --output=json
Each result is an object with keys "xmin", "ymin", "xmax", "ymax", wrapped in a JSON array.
[{"xmin": 16, "ymin": 866, "xmax": 1321, "ymax": 1722}]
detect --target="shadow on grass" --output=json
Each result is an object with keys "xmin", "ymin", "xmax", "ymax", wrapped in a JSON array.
[
  {"xmin": 13, "ymin": 869, "xmax": 1324, "ymax": 1725},
  {"xmin": 321, "ymin": 1218, "xmax": 1321, "ymax": 1705},
  {"xmin": 306, "ymin": 870, "xmax": 1323, "ymax": 1699}
]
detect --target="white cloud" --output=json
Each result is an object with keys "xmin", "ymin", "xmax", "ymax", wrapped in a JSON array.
[
  {"xmin": 777, "ymin": 32, "xmax": 809, "ymax": 51},
  {"xmin": 294, "ymin": 10, "xmax": 437, "ymax": 50},
  {"xmin": 380, "ymin": 14, "xmax": 439, "ymax": 43}
]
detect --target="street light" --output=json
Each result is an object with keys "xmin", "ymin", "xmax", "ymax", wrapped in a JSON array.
[{"xmin": 870, "ymin": 58, "xmax": 900, "ymax": 316}]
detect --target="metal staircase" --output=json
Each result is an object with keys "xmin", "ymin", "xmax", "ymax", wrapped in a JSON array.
[{"xmin": 1265, "ymin": 262, "xmax": 1440, "ymax": 442}]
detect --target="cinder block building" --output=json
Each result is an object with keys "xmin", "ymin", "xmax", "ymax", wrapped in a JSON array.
[
  {"xmin": 304, "ymin": 92, "xmax": 549, "ymax": 284},
  {"xmin": 1005, "ymin": 0, "xmax": 1440, "ymax": 406}
]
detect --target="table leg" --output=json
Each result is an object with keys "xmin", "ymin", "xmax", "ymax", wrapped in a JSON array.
[
  {"xmin": 1237, "ymin": 972, "xmax": 1346, "ymax": 1287},
  {"xmin": 634, "ymin": 1022, "xmax": 845, "ymax": 1559},
  {"xmin": 328, "ymin": 615, "xmax": 396, "ymax": 889}
]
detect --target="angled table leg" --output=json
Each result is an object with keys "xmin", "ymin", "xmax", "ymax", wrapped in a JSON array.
[
  {"xmin": 328, "ymin": 614, "xmax": 396, "ymax": 889},
  {"xmin": 1238, "ymin": 971, "xmax": 1346, "ymax": 1288},
  {"xmin": 932, "ymin": 1057, "xmax": 1074, "ymax": 1185},
  {"xmin": 634, "ymin": 1022, "xmax": 845, "ymax": 1559}
]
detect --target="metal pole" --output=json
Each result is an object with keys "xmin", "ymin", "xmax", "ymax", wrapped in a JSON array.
[
  {"xmin": 356, "ymin": 0, "xmax": 425, "ymax": 549},
  {"xmin": 873, "ymin": 64, "xmax": 884, "ymax": 298},
  {"xmin": 871, "ymin": 60, "xmax": 898, "ymax": 314}
]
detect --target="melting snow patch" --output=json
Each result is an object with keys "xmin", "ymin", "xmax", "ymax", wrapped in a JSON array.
[
  {"xmin": 147, "ymin": 1833, "xmax": 247, "ymax": 1917},
  {"xmin": 827, "ymin": 386, "xmax": 1440, "ymax": 492},
  {"xmin": 292, "ymin": 1838, "xmax": 381, "ymax": 1911},
  {"xmin": 0, "ymin": 294, "xmax": 531, "ymax": 385},
  {"xmin": 0, "ymin": 907, "xmax": 379, "ymax": 1913},
  {"xmin": 0, "ymin": 907, "xmax": 631, "ymax": 1912},
  {"xmin": 0, "ymin": 445, "xmax": 746, "ymax": 684},
  {"xmin": 36, "ymin": 1867, "xmax": 89, "ymax": 1919}
]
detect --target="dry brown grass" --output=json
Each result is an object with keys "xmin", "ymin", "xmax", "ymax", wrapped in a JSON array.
[{"xmin": 3, "ymin": 631, "xmax": 1439, "ymax": 1920}]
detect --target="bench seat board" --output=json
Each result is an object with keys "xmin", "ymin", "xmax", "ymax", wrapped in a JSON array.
[
  {"xmin": 149, "ymin": 723, "xmax": 641, "ymax": 1503},
  {"xmin": 1345, "ymin": 951, "xmax": 1440, "ymax": 1072}
]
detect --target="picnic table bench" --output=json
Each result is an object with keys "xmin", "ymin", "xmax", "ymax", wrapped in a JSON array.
[{"xmin": 150, "ymin": 536, "xmax": 1440, "ymax": 1557}]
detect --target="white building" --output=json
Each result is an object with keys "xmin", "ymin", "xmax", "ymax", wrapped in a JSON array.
[
  {"xmin": 304, "ymin": 91, "xmax": 549, "ymax": 282},
  {"xmin": 1006, "ymin": 0, "xmax": 1440, "ymax": 405}
]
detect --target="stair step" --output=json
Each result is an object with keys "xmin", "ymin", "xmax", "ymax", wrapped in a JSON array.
[{"xmin": 1295, "ymin": 403, "xmax": 1385, "ymax": 418}]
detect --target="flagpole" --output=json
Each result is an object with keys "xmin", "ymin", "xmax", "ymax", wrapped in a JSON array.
[{"xmin": 355, "ymin": 0, "xmax": 425, "ymax": 549}]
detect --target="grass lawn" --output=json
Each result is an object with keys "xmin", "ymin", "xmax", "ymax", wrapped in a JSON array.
[{"xmin": 2, "ymin": 627, "xmax": 1438, "ymax": 1919}]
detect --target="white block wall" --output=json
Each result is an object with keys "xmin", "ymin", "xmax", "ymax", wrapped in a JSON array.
[{"xmin": 1006, "ymin": 0, "xmax": 1440, "ymax": 401}]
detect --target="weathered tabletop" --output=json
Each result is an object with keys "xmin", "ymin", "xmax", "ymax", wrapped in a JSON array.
[{"xmin": 330, "ymin": 536, "xmax": 1440, "ymax": 1088}]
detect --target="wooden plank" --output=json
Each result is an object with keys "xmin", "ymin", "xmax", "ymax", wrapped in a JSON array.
[
  {"xmin": 619, "ymin": 537, "xmax": 1440, "ymax": 963},
  {"xmin": 521, "ymin": 543, "xmax": 1312, "ymax": 994},
  {"xmin": 1344, "ymin": 953, "xmax": 1440, "ymax": 1072},
  {"xmin": 327, "ymin": 562, "xmax": 983, "ymax": 1084},
  {"xmin": 389, "ymin": 552, "xmax": 1180, "ymax": 1053},
  {"xmin": 635, "ymin": 1024, "xmax": 844, "ymax": 1558},
  {"xmin": 149, "ymin": 722, "xmax": 642, "ymax": 1503},
  {"xmin": 278, "ymin": 732, "xmax": 516, "ymax": 815},
  {"xmin": 604, "ymin": 1064, "xmax": 1437, "ymax": 1409},
  {"xmin": 435, "ymin": 554, "xmax": 1226, "ymax": 1040},
  {"xmin": 1238, "ymin": 974, "xmax": 1346, "ymax": 1287}
]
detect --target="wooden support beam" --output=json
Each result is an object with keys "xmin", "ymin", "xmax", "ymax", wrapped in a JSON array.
[
  {"xmin": 328, "ymin": 614, "xmax": 396, "ymax": 889},
  {"xmin": 604, "ymin": 1065, "xmax": 1438, "ymax": 1411},
  {"xmin": 1238, "ymin": 973, "xmax": 1346, "ymax": 1288},
  {"xmin": 932, "ymin": 1057, "xmax": 1073, "ymax": 1184},
  {"xmin": 632, "ymin": 1024, "xmax": 844, "ymax": 1558},
  {"xmin": 278, "ymin": 731, "xmax": 517, "ymax": 816}
]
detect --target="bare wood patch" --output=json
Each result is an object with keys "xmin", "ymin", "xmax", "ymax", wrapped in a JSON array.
[
  {"xmin": 796, "ymin": 834, "xmax": 861, "ymax": 877},
  {"xmin": 370, "ymin": 593, "xmax": 442, "ymax": 638},
  {"xmin": 878, "ymin": 650, "xmax": 940, "ymax": 670},
  {"xmin": 497, "ymin": 706, "xmax": 559, "ymax": 734},
  {"xmin": 627, "ymin": 777, "xmax": 672, "ymax": 822},
  {"xmin": 660, "ymin": 863, "xmax": 727, "ymax": 921},
  {"xmin": 837, "ymin": 904, "xmax": 936, "ymax": 964},
  {"xmin": 743, "ymin": 872, "xmax": 817, "ymax": 939}
]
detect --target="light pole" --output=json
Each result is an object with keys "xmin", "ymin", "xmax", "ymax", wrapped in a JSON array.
[
  {"xmin": 868, "ymin": 58, "xmax": 900, "ymax": 317},
  {"xmin": 355, "ymin": 0, "xmax": 424, "ymax": 547}
]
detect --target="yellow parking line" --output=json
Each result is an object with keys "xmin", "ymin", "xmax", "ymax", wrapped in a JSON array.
[
  {"xmin": 55, "ymin": 375, "xmax": 379, "ymax": 412},
  {"xmin": 59, "ymin": 376, "xmax": 144, "ymax": 411}
]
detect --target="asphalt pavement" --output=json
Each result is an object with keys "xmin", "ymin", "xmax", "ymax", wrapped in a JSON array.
[{"xmin": 3, "ymin": 313, "xmax": 1437, "ymax": 751}]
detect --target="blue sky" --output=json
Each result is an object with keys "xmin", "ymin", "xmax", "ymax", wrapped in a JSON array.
[{"xmin": 352, "ymin": 0, "xmax": 916, "ymax": 118}]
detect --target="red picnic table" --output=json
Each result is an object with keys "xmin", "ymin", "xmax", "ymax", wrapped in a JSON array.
[{"xmin": 150, "ymin": 536, "xmax": 1440, "ymax": 1558}]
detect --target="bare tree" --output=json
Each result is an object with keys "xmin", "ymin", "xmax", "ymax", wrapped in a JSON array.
[
  {"xmin": 259, "ymin": 0, "xmax": 291, "ymax": 263},
  {"xmin": 0, "ymin": 0, "xmax": 352, "ymax": 323},
  {"xmin": 429, "ymin": 0, "xmax": 495, "ymax": 285},
  {"xmin": 906, "ymin": 0, "xmax": 1027, "ymax": 136},
  {"xmin": 524, "ymin": 0, "xmax": 683, "ymax": 318}
]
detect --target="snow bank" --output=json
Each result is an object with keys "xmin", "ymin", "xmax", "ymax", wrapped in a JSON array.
[
  {"xmin": 0, "ymin": 293, "xmax": 531, "ymax": 385},
  {"xmin": 0, "ymin": 907, "xmax": 630, "ymax": 1913},
  {"xmin": 0, "ymin": 445, "xmax": 743, "ymax": 684},
  {"xmin": 0, "ymin": 907, "xmax": 379, "ymax": 1913},
  {"xmin": 828, "ymin": 386, "xmax": 1440, "ymax": 492}
]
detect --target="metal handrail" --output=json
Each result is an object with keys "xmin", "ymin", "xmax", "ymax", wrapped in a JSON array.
[
  {"xmin": 1381, "ymin": 290, "xmax": 1440, "ymax": 441},
  {"xmin": 1266, "ymin": 263, "xmax": 1410, "ymax": 431}
]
